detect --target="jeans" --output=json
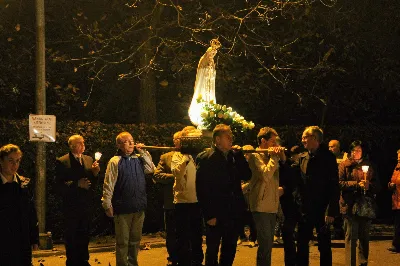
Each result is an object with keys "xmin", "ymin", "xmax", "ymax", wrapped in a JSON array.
[
  {"xmin": 252, "ymin": 212, "xmax": 276, "ymax": 266},
  {"xmin": 344, "ymin": 216, "xmax": 371, "ymax": 266},
  {"xmin": 114, "ymin": 211, "xmax": 145, "ymax": 266}
]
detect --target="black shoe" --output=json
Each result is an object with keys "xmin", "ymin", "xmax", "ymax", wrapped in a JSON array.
[{"xmin": 387, "ymin": 246, "xmax": 400, "ymax": 253}]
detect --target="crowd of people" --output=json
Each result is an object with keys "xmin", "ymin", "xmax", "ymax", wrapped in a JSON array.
[{"xmin": 1, "ymin": 124, "xmax": 400, "ymax": 266}]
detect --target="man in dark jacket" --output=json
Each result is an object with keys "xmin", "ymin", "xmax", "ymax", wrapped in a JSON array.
[
  {"xmin": 153, "ymin": 131, "xmax": 181, "ymax": 266},
  {"xmin": 196, "ymin": 124, "xmax": 252, "ymax": 266},
  {"xmin": 292, "ymin": 126, "xmax": 340, "ymax": 266},
  {"xmin": 56, "ymin": 135, "xmax": 100, "ymax": 266},
  {"xmin": 0, "ymin": 144, "xmax": 39, "ymax": 266}
]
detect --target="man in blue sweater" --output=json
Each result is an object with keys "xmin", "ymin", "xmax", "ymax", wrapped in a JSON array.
[{"xmin": 102, "ymin": 132, "xmax": 155, "ymax": 266}]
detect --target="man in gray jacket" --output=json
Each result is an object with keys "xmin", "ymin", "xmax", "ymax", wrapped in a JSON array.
[
  {"xmin": 102, "ymin": 132, "xmax": 155, "ymax": 266},
  {"xmin": 247, "ymin": 127, "xmax": 286, "ymax": 266}
]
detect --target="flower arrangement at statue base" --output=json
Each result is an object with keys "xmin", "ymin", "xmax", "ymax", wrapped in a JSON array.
[{"xmin": 197, "ymin": 97, "xmax": 255, "ymax": 136}]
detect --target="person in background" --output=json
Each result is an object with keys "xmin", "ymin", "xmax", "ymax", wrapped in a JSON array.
[
  {"xmin": 329, "ymin": 139, "xmax": 348, "ymax": 164},
  {"xmin": 387, "ymin": 149, "xmax": 400, "ymax": 253},
  {"xmin": 153, "ymin": 131, "xmax": 181, "ymax": 266},
  {"xmin": 279, "ymin": 145, "xmax": 303, "ymax": 266},
  {"xmin": 339, "ymin": 140, "xmax": 381, "ymax": 266},
  {"xmin": 0, "ymin": 144, "xmax": 39, "ymax": 266},
  {"xmin": 238, "ymin": 145, "xmax": 258, "ymax": 248},
  {"xmin": 56, "ymin": 135, "xmax": 100, "ymax": 266},
  {"xmin": 328, "ymin": 139, "xmax": 346, "ymax": 240},
  {"xmin": 102, "ymin": 132, "xmax": 155, "ymax": 266}
]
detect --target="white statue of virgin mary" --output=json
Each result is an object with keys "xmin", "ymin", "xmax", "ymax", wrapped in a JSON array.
[{"xmin": 188, "ymin": 39, "xmax": 221, "ymax": 127}]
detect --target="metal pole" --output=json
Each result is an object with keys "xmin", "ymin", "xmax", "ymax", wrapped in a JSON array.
[{"xmin": 35, "ymin": 0, "xmax": 46, "ymax": 234}]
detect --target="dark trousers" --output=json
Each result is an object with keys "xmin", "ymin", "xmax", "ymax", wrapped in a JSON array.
[
  {"xmin": 281, "ymin": 200, "xmax": 300, "ymax": 266},
  {"xmin": 165, "ymin": 209, "xmax": 178, "ymax": 264},
  {"xmin": 393, "ymin": 210, "xmax": 400, "ymax": 249},
  {"xmin": 282, "ymin": 214, "xmax": 298, "ymax": 266},
  {"xmin": 296, "ymin": 213, "xmax": 332, "ymax": 266},
  {"xmin": 64, "ymin": 209, "xmax": 90, "ymax": 266},
  {"xmin": 175, "ymin": 203, "xmax": 204, "ymax": 265},
  {"xmin": 205, "ymin": 218, "xmax": 240, "ymax": 266}
]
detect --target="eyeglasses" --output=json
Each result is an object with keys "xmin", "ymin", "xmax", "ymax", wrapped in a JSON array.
[
  {"xmin": 301, "ymin": 135, "xmax": 315, "ymax": 141},
  {"xmin": 121, "ymin": 140, "xmax": 134, "ymax": 145}
]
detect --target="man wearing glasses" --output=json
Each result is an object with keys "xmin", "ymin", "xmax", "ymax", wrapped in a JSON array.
[
  {"xmin": 102, "ymin": 132, "xmax": 155, "ymax": 266},
  {"xmin": 292, "ymin": 126, "xmax": 340, "ymax": 266}
]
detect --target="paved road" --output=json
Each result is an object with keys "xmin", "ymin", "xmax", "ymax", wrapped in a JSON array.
[{"xmin": 32, "ymin": 239, "xmax": 400, "ymax": 266}]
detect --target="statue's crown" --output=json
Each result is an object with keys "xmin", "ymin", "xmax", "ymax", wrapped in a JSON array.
[{"xmin": 210, "ymin": 39, "xmax": 221, "ymax": 50}]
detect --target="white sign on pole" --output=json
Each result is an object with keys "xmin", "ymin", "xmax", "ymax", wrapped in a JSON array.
[{"xmin": 29, "ymin": 114, "xmax": 56, "ymax": 142}]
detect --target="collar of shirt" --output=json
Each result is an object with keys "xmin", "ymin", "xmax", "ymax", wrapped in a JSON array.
[
  {"xmin": 0, "ymin": 172, "xmax": 17, "ymax": 184},
  {"xmin": 72, "ymin": 153, "xmax": 82, "ymax": 159}
]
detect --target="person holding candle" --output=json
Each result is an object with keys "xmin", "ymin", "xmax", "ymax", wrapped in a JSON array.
[
  {"xmin": 387, "ymin": 149, "xmax": 400, "ymax": 253},
  {"xmin": 338, "ymin": 140, "xmax": 381, "ymax": 266},
  {"xmin": 0, "ymin": 144, "xmax": 39, "ymax": 266},
  {"xmin": 55, "ymin": 134, "xmax": 100, "ymax": 266}
]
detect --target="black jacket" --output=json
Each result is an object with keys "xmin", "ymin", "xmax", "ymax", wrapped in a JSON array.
[
  {"xmin": 55, "ymin": 152, "xmax": 97, "ymax": 211},
  {"xmin": 292, "ymin": 145, "xmax": 340, "ymax": 217},
  {"xmin": 0, "ymin": 175, "xmax": 39, "ymax": 265},
  {"xmin": 195, "ymin": 147, "xmax": 252, "ymax": 222}
]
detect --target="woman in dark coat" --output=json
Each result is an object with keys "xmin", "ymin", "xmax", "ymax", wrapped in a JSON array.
[
  {"xmin": 0, "ymin": 144, "xmax": 39, "ymax": 265},
  {"xmin": 339, "ymin": 140, "xmax": 381, "ymax": 266}
]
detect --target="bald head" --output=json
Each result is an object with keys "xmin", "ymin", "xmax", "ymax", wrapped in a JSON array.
[{"xmin": 328, "ymin": 140, "xmax": 341, "ymax": 157}]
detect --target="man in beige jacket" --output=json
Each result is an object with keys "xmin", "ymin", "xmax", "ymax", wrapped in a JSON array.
[{"xmin": 247, "ymin": 127, "xmax": 286, "ymax": 266}]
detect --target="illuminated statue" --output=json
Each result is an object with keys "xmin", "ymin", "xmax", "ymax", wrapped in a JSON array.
[{"xmin": 188, "ymin": 39, "xmax": 221, "ymax": 127}]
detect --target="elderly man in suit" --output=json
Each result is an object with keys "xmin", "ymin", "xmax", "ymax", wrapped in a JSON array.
[{"xmin": 56, "ymin": 134, "xmax": 100, "ymax": 266}]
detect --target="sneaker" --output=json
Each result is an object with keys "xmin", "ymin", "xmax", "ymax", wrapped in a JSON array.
[{"xmin": 387, "ymin": 246, "xmax": 400, "ymax": 253}]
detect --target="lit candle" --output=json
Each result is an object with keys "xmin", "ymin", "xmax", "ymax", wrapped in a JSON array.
[
  {"xmin": 95, "ymin": 152, "xmax": 102, "ymax": 161},
  {"xmin": 361, "ymin": 165, "xmax": 369, "ymax": 180}
]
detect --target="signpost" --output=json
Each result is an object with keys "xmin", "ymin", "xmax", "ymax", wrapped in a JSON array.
[{"xmin": 29, "ymin": 115, "xmax": 56, "ymax": 142}]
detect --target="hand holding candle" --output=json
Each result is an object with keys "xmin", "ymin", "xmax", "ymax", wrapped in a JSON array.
[{"xmin": 92, "ymin": 152, "xmax": 101, "ymax": 176}]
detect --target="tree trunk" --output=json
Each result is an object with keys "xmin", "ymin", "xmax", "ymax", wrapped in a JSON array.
[
  {"xmin": 139, "ymin": 60, "xmax": 157, "ymax": 123},
  {"xmin": 138, "ymin": 3, "xmax": 164, "ymax": 124}
]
